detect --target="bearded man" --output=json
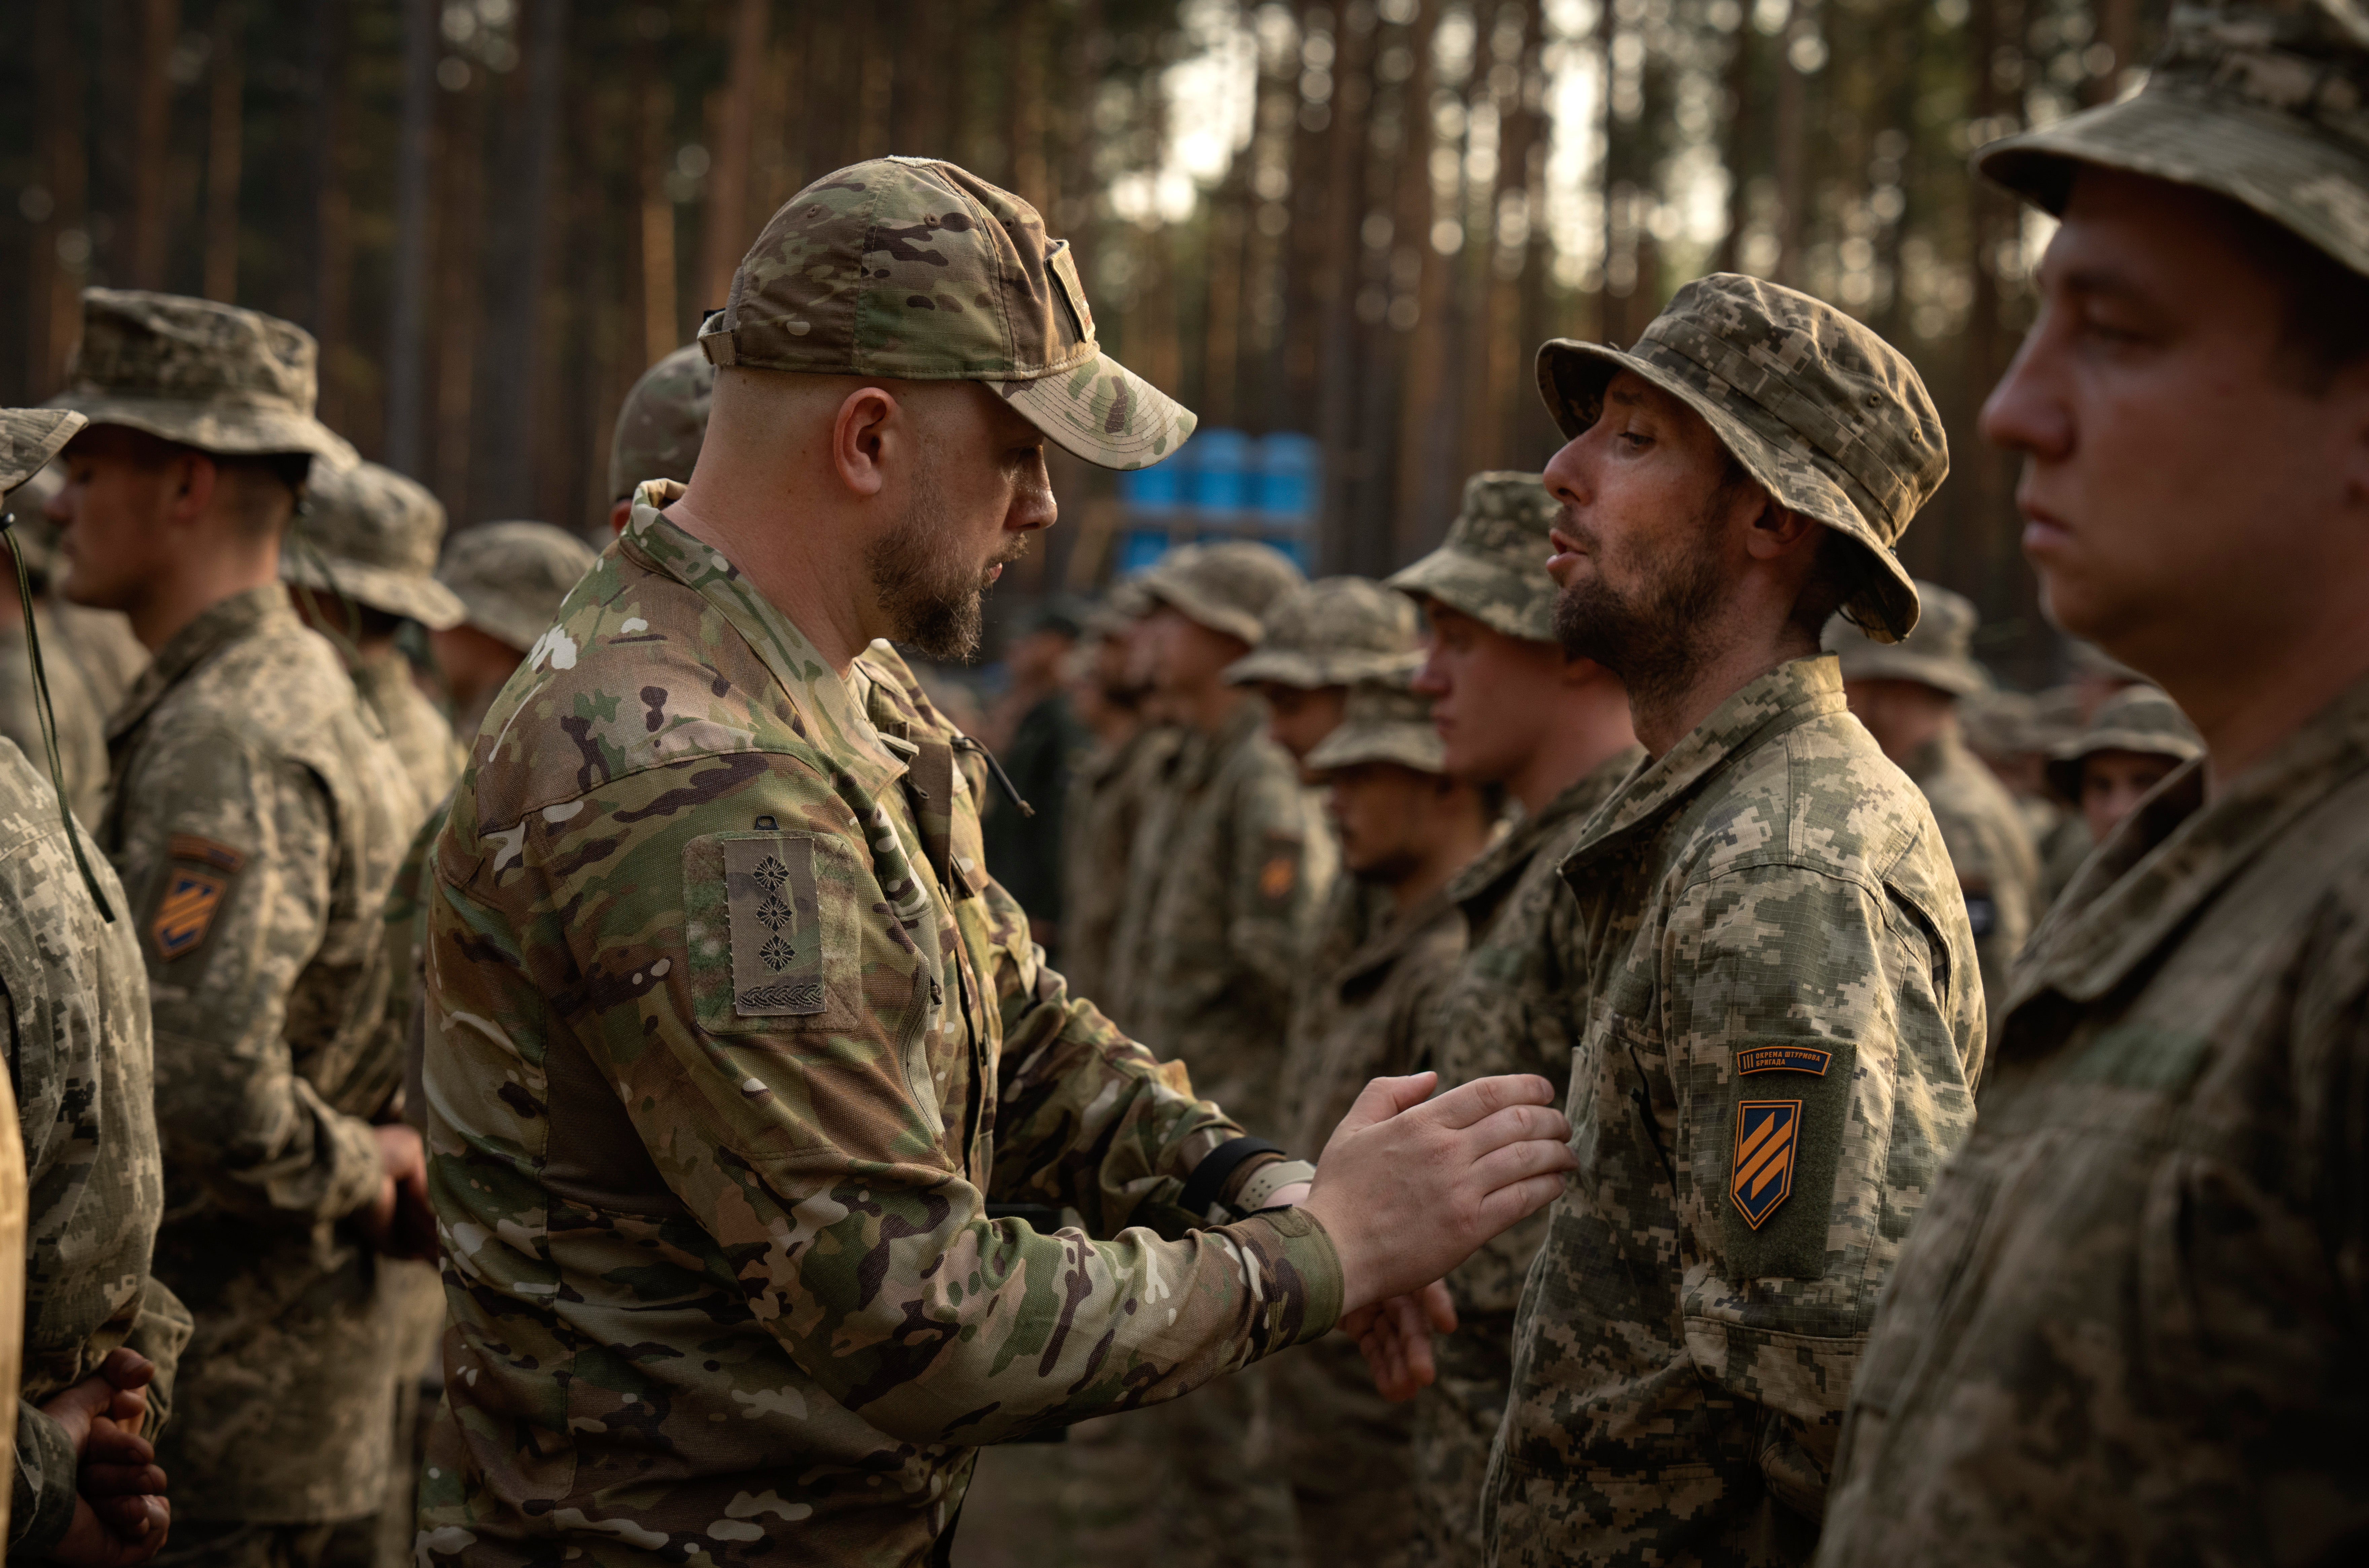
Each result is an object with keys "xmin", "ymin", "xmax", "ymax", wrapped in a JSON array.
[{"xmin": 414, "ymin": 157, "xmax": 1578, "ymax": 1568}]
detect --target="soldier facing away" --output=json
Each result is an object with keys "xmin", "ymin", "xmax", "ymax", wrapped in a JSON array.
[
  {"xmin": 414, "ymin": 156, "xmax": 1576, "ymax": 1568},
  {"xmin": 1381, "ymin": 470, "xmax": 1643, "ymax": 1568},
  {"xmin": 1426, "ymin": 275, "xmax": 1985, "ymax": 1567},
  {"xmin": 604, "ymin": 344, "xmax": 715, "ymax": 536},
  {"xmin": 1816, "ymin": 4, "xmax": 2369, "ymax": 1556},
  {"xmin": 44, "ymin": 289, "xmax": 425, "ymax": 1568},
  {"xmin": 1, "ymin": 408, "xmax": 185, "ymax": 1567}
]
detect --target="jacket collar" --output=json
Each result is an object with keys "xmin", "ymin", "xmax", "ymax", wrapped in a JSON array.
[
  {"xmin": 1331, "ymin": 879, "xmax": 1462, "ymax": 993},
  {"xmin": 1447, "ymin": 744, "xmax": 1643, "ymax": 909},
  {"xmin": 621, "ymin": 480, "xmax": 905, "ymax": 794},
  {"xmin": 107, "ymin": 582, "xmax": 293, "ymax": 742},
  {"xmin": 2007, "ymin": 668, "xmax": 2369, "ymax": 1014},
  {"xmin": 1562, "ymin": 654, "xmax": 1845, "ymax": 877}
]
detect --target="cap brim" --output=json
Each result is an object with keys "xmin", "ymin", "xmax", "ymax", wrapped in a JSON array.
[
  {"xmin": 1535, "ymin": 338, "xmax": 1922, "ymax": 643},
  {"xmin": 1305, "ymin": 726, "xmax": 1446, "ymax": 777},
  {"xmin": 1, "ymin": 410, "xmax": 86, "ymax": 494},
  {"xmin": 48, "ymin": 391, "xmax": 360, "ymax": 471},
  {"xmin": 1384, "ymin": 548, "xmax": 1556, "ymax": 643},
  {"xmin": 284, "ymin": 554, "xmax": 467, "ymax": 630},
  {"xmin": 1975, "ymin": 84, "xmax": 2369, "ymax": 277},
  {"xmin": 999, "ymin": 351, "xmax": 1198, "ymax": 471},
  {"xmin": 1141, "ymin": 575, "xmax": 1263, "ymax": 645},
  {"xmin": 1223, "ymin": 647, "xmax": 1422, "ymax": 689}
]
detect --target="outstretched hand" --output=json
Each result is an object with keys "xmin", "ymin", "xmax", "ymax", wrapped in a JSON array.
[{"xmin": 1342, "ymin": 1281, "xmax": 1458, "ymax": 1401}]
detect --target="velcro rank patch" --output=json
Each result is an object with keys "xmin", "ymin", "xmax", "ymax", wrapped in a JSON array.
[
  {"xmin": 150, "ymin": 836, "xmax": 246, "ymax": 965},
  {"xmin": 1730, "ymin": 1099, "xmax": 1801, "ymax": 1231},
  {"xmin": 1735, "ymin": 1044, "xmax": 1833, "ymax": 1077},
  {"xmin": 724, "ymin": 837, "xmax": 826, "ymax": 1016}
]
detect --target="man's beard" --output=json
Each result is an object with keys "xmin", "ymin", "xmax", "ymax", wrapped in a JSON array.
[
  {"xmin": 865, "ymin": 464, "xmax": 1028, "ymax": 663},
  {"xmin": 1550, "ymin": 495, "xmax": 1730, "ymax": 710}
]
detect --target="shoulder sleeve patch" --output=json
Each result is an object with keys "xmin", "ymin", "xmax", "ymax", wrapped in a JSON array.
[
  {"xmin": 1257, "ymin": 832, "xmax": 1303, "ymax": 904},
  {"xmin": 682, "ymin": 829, "xmax": 869, "ymax": 1040},
  {"xmin": 724, "ymin": 837, "xmax": 826, "ymax": 1016},
  {"xmin": 149, "ymin": 836, "xmax": 247, "ymax": 965}
]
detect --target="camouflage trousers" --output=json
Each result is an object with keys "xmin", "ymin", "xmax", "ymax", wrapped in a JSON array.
[
  {"xmin": 370, "ymin": 1259, "xmax": 446, "ymax": 1568},
  {"xmin": 1275, "ymin": 1334, "xmax": 1416, "ymax": 1568},
  {"xmin": 1408, "ymin": 1315, "xmax": 1512, "ymax": 1568}
]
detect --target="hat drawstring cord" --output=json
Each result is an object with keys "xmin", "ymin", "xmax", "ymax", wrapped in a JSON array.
[{"xmin": 2, "ymin": 510, "xmax": 116, "ymax": 922}]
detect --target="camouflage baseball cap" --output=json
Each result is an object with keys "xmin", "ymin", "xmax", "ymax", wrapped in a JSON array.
[
  {"xmin": 1, "ymin": 409, "xmax": 83, "ymax": 496},
  {"xmin": 1223, "ymin": 576, "xmax": 1421, "ymax": 689},
  {"xmin": 1977, "ymin": 0, "xmax": 2369, "ymax": 277},
  {"xmin": 437, "ymin": 520, "xmax": 600, "ymax": 653},
  {"xmin": 2045, "ymin": 683, "xmax": 2206, "ymax": 797},
  {"xmin": 1384, "ymin": 472, "xmax": 1561, "ymax": 642},
  {"xmin": 1137, "ymin": 540, "xmax": 1306, "ymax": 646},
  {"xmin": 608, "ymin": 344, "xmax": 714, "ymax": 501},
  {"xmin": 48, "ymin": 289, "xmax": 359, "ymax": 468},
  {"xmin": 283, "ymin": 461, "xmax": 464, "ymax": 629},
  {"xmin": 1823, "ymin": 579, "xmax": 1989, "ymax": 697},
  {"xmin": 1304, "ymin": 676, "xmax": 1446, "ymax": 776},
  {"xmin": 1537, "ymin": 274, "xmax": 1947, "ymax": 643},
  {"xmin": 698, "ymin": 157, "xmax": 1195, "ymax": 470}
]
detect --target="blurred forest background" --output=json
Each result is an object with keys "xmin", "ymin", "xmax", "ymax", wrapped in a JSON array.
[{"xmin": 0, "ymin": 0, "xmax": 2169, "ymax": 680}]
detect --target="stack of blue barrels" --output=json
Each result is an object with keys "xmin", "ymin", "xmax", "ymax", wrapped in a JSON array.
[{"xmin": 1113, "ymin": 430, "xmax": 1320, "ymax": 576}]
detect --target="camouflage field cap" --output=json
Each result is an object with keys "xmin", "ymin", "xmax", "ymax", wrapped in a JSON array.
[
  {"xmin": 1537, "ymin": 274, "xmax": 1947, "ymax": 642},
  {"xmin": 1, "ymin": 409, "xmax": 83, "ymax": 496},
  {"xmin": 607, "ymin": 344, "xmax": 714, "ymax": 501},
  {"xmin": 436, "ymin": 520, "xmax": 600, "ymax": 653},
  {"xmin": 48, "ymin": 289, "xmax": 359, "ymax": 468},
  {"xmin": 2045, "ymin": 683, "xmax": 2207, "ymax": 797},
  {"xmin": 1137, "ymin": 540, "xmax": 1305, "ymax": 646},
  {"xmin": 1823, "ymin": 579, "xmax": 1989, "ymax": 696},
  {"xmin": 1223, "ymin": 576, "xmax": 1421, "ymax": 689},
  {"xmin": 1304, "ymin": 676, "xmax": 1446, "ymax": 776},
  {"xmin": 699, "ymin": 156, "xmax": 1196, "ymax": 470},
  {"xmin": 282, "ymin": 461, "xmax": 464, "ymax": 628},
  {"xmin": 1976, "ymin": 0, "xmax": 2369, "ymax": 278},
  {"xmin": 1960, "ymin": 688, "xmax": 2044, "ymax": 757},
  {"xmin": 1384, "ymin": 471, "xmax": 1561, "ymax": 642}
]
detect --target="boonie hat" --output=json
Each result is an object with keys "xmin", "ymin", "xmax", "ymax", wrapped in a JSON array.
[
  {"xmin": 1224, "ymin": 576, "xmax": 1421, "ymax": 689},
  {"xmin": 1385, "ymin": 472, "xmax": 1561, "ymax": 642},
  {"xmin": 284, "ymin": 461, "xmax": 464, "ymax": 629},
  {"xmin": 1536, "ymin": 274, "xmax": 1947, "ymax": 643},
  {"xmin": 700, "ymin": 156, "xmax": 1195, "ymax": 470},
  {"xmin": 1824, "ymin": 579, "xmax": 1988, "ymax": 696},
  {"xmin": 2045, "ymin": 683, "xmax": 2206, "ymax": 799},
  {"xmin": 608, "ymin": 344, "xmax": 715, "ymax": 502},
  {"xmin": 1, "ymin": 409, "xmax": 83, "ymax": 496},
  {"xmin": 1977, "ymin": 0, "xmax": 2369, "ymax": 278},
  {"xmin": 1138, "ymin": 541, "xmax": 1305, "ymax": 647},
  {"xmin": 49, "ymin": 289, "xmax": 358, "ymax": 468},
  {"xmin": 1304, "ymin": 676, "xmax": 1446, "ymax": 777},
  {"xmin": 437, "ymin": 521, "xmax": 600, "ymax": 654}
]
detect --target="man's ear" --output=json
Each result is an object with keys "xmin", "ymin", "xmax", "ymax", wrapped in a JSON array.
[
  {"xmin": 831, "ymin": 386, "xmax": 901, "ymax": 499},
  {"xmin": 166, "ymin": 450, "xmax": 220, "ymax": 531},
  {"xmin": 1740, "ymin": 492, "xmax": 1817, "ymax": 562}
]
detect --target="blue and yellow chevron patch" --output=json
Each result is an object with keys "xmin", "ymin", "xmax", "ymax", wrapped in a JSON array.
[{"xmin": 1730, "ymin": 1099, "xmax": 1801, "ymax": 1230}]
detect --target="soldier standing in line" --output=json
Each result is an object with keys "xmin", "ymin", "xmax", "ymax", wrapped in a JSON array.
[
  {"xmin": 44, "ymin": 290, "xmax": 425, "ymax": 1568},
  {"xmin": 2043, "ymin": 682, "xmax": 2203, "ymax": 850},
  {"xmin": 1403, "ymin": 277, "xmax": 1984, "ymax": 1567},
  {"xmin": 1274, "ymin": 678, "xmax": 1499, "ymax": 1568},
  {"xmin": 1377, "ymin": 471, "xmax": 1643, "ymax": 1568},
  {"xmin": 1816, "ymin": 3, "xmax": 2369, "ymax": 1559},
  {"xmin": 978, "ymin": 598, "xmax": 1092, "ymax": 956},
  {"xmin": 1828, "ymin": 582, "xmax": 2042, "ymax": 1039},
  {"xmin": 2, "ymin": 408, "xmax": 184, "ymax": 1567},
  {"xmin": 413, "ymin": 156, "xmax": 1576, "ymax": 1568},
  {"xmin": 602, "ymin": 344, "xmax": 715, "ymax": 537},
  {"xmin": 1056, "ymin": 584, "xmax": 1176, "ymax": 1009},
  {"xmin": 425, "ymin": 522, "xmax": 601, "ymax": 745},
  {"xmin": 282, "ymin": 461, "xmax": 470, "ymax": 825},
  {"xmin": 1225, "ymin": 575, "xmax": 1424, "ymax": 765}
]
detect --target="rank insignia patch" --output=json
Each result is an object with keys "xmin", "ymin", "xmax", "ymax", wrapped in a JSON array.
[
  {"xmin": 723, "ymin": 836, "xmax": 827, "ymax": 1017},
  {"xmin": 151, "ymin": 864, "xmax": 230, "ymax": 963},
  {"xmin": 1736, "ymin": 1044, "xmax": 1833, "ymax": 1077},
  {"xmin": 1730, "ymin": 1099, "xmax": 1801, "ymax": 1230}
]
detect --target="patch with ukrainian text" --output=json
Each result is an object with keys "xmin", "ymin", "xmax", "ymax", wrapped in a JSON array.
[
  {"xmin": 724, "ymin": 836, "xmax": 826, "ymax": 1016},
  {"xmin": 1735, "ymin": 1044, "xmax": 1833, "ymax": 1077},
  {"xmin": 1730, "ymin": 1099, "xmax": 1801, "ymax": 1230}
]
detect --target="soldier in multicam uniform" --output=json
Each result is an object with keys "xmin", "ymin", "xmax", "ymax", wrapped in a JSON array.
[
  {"xmin": 1817, "ymin": 4, "xmax": 2369, "ymax": 1560},
  {"xmin": 1274, "ymin": 678, "xmax": 1498, "ymax": 1568},
  {"xmin": 1827, "ymin": 583, "xmax": 2041, "ymax": 1039},
  {"xmin": 414, "ymin": 156, "xmax": 1574, "ymax": 1568},
  {"xmin": 427, "ymin": 522, "xmax": 600, "ymax": 743},
  {"xmin": 283, "ymin": 460, "xmax": 470, "ymax": 824},
  {"xmin": 2, "ymin": 408, "xmax": 185, "ymax": 1566},
  {"xmin": 1379, "ymin": 472, "xmax": 1643, "ymax": 1568},
  {"xmin": 44, "ymin": 290, "xmax": 425, "ymax": 1568},
  {"xmin": 603, "ymin": 344, "xmax": 714, "ymax": 535},
  {"xmin": 1056, "ymin": 583, "xmax": 1176, "ymax": 1009},
  {"xmin": 1445, "ymin": 276, "xmax": 1984, "ymax": 1567}
]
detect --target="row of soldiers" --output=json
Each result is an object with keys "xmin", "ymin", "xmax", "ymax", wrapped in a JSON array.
[{"xmin": 0, "ymin": 292, "xmax": 723, "ymax": 1562}]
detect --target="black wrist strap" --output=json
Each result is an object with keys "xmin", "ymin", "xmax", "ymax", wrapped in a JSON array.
[{"xmin": 1178, "ymin": 1137, "xmax": 1283, "ymax": 1219}]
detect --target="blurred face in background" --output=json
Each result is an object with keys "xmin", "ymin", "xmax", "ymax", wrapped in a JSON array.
[
  {"xmin": 1412, "ymin": 603, "xmax": 1571, "ymax": 786},
  {"xmin": 2079, "ymin": 747, "xmax": 2182, "ymax": 845},
  {"xmin": 1842, "ymin": 677, "xmax": 1957, "ymax": 768},
  {"xmin": 1325, "ymin": 760, "xmax": 1449, "ymax": 885},
  {"xmin": 433, "ymin": 621, "xmax": 530, "ymax": 720},
  {"xmin": 1146, "ymin": 604, "xmax": 1249, "ymax": 703},
  {"xmin": 1260, "ymin": 683, "xmax": 1349, "ymax": 765}
]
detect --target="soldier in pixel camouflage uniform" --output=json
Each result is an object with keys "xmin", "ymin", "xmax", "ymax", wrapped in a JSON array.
[
  {"xmin": 416, "ymin": 155, "xmax": 1574, "ymax": 1568},
  {"xmin": 1817, "ymin": 4, "xmax": 2369, "ymax": 1560},
  {"xmin": 2044, "ymin": 680, "xmax": 2203, "ymax": 850},
  {"xmin": 1274, "ymin": 678, "xmax": 1497, "ymax": 1568},
  {"xmin": 45, "ymin": 290, "xmax": 425, "ymax": 1568},
  {"xmin": 283, "ymin": 461, "xmax": 470, "ymax": 826},
  {"xmin": 1827, "ymin": 583, "xmax": 2041, "ymax": 1041},
  {"xmin": 1381, "ymin": 472, "xmax": 1643, "ymax": 1568},
  {"xmin": 2, "ymin": 408, "xmax": 185, "ymax": 1566},
  {"xmin": 428, "ymin": 522, "xmax": 600, "ymax": 744},
  {"xmin": 1456, "ymin": 275, "xmax": 1984, "ymax": 1567},
  {"xmin": 604, "ymin": 345, "xmax": 714, "ymax": 536}
]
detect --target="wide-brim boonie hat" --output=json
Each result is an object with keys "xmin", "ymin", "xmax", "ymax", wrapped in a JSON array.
[
  {"xmin": 283, "ymin": 551, "xmax": 465, "ymax": 630},
  {"xmin": 2044, "ymin": 683, "xmax": 2206, "ymax": 799},
  {"xmin": 1304, "ymin": 679, "xmax": 1445, "ymax": 776},
  {"xmin": 1224, "ymin": 575, "xmax": 1423, "ymax": 689},
  {"xmin": 1537, "ymin": 274, "xmax": 1947, "ymax": 643},
  {"xmin": 1, "ymin": 409, "xmax": 84, "ymax": 495},
  {"xmin": 282, "ymin": 460, "xmax": 464, "ymax": 628},
  {"xmin": 1825, "ymin": 578, "xmax": 1988, "ymax": 696},
  {"xmin": 439, "ymin": 520, "xmax": 601, "ymax": 652},
  {"xmin": 1384, "ymin": 472, "xmax": 1562, "ymax": 643},
  {"xmin": 1138, "ymin": 540, "xmax": 1305, "ymax": 647}
]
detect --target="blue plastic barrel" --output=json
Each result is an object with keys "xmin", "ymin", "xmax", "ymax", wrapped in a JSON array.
[
  {"xmin": 1116, "ymin": 530, "xmax": 1172, "ymax": 576},
  {"xmin": 1118, "ymin": 462, "xmax": 1183, "ymax": 509},
  {"xmin": 1254, "ymin": 433, "xmax": 1320, "ymax": 519},
  {"xmin": 1184, "ymin": 428, "xmax": 1253, "ymax": 510}
]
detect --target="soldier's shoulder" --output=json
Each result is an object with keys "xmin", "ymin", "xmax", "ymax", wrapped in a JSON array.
[
  {"xmin": 159, "ymin": 612, "xmax": 355, "ymax": 751},
  {"xmin": 1683, "ymin": 707, "xmax": 1944, "ymax": 894},
  {"xmin": 0, "ymin": 741, "xmax": 134, "ymax": 992}
]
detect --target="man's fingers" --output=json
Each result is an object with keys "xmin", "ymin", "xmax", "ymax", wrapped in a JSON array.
[
  {"xmin": 1461, "ymin": 1130, "xmax": 1582, "ymax": 1198},
  {"xmin": 1473, "ymin": 1171, "xmax": 1577, "ymax": 1235},
  {"xmin": 96, "ymin": 1348, "xmax": 155, "ymax": 1391},
  {"xmin": 84, "ymin": 1462, "xmax": 169, "ymax": 1499},
  {"xmin": 1450, "ymin": 1100, "xmax": 1573, "ymax": 1157},
  {"xmin": 1422, "ymin": 1073, "xmax": 1559, "ymax": 1132},
  {"xmin": 1419, "ymin": 1280, "xmax": 1457, "ymax": 1334},
  {"xmin": 1330, "ymin": 1072, "xmax": 1440, "ymax": 1141}
]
